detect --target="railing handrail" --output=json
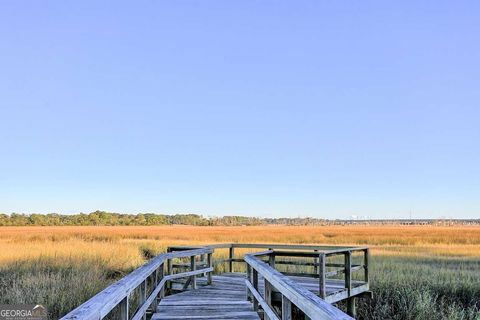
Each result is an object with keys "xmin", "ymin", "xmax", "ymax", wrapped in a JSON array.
[
  {"xmin": 61, "ymin": 247, "xmax": 213, "ymax": 320},
  {"xmin": 168, "ymin": 243, "xmax": 367, "ymax": 253},
  {"xmin": 245, "ymin": 252, "xmax": 353, "ymax": 320},
  {"xmin": 232, "ymin": 243, "xmax": 367, "ymax": 253}
]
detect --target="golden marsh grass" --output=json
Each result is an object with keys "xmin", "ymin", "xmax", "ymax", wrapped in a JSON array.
[{"xmin": 0, "ymin": 225, "xmax": 479, "ymax": 319}]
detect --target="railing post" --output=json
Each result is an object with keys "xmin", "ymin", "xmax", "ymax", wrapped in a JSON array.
[
  {"xmin": 140, "ymin": 279, "xmax": 147, "ymax": 320},
  {"xmin": 201, "ymin": 253, "xmax": 206, "ymax": 277},
  {"xmin": 282, "ymin": 295, "xmax": 292, "ymax": 320},
  {"xmin": 318, "ymin": 253, "xmax": 326, "ymax": 299},
  {"xmin": 229, "ymin": 246, "xmax": 234, "ymax": 272},
  {"xmin": 167, "ymin": 257, "xmax": 173, "ymax": 291},
  {"xmin": 347, "ymin": 297, "xmax": 356, "ymax": 318},
  {"xmin": 345, "ymin": 250, "xmax": 356, "ymax": 317},
  {"xmin": 159, "ymin": 263, "xmax": 165, "ymax": 299},
  {"xmin": 264, "ymin": 279, "xmax": 273, "ymax": 320},
  {"xmin": 313, "ymin": 249, "xmax": 319, "ymax": 274},
  {"xmin": 191, "ymin": 255, "xmax": 197, "ymax": 289},
  {"xmin": 207, "ymin": 252, "xmax": 213, "ymax": 285},
  {"xmin": 268, "ymin": 252, "xmax": 275, "ymax": 269},
  {"xmin": 252, "ymin": 269, "xmax": 259, "ymax": 311},
  {"xmin": 345, "ymin": 251, "xmax": 352, "ymax": 295},
  {"xmin": 154, "ymin": 266, "xmax": 159, "ymax": 307},
  {"xmin": 119, "ymin": 295, "xmax": 129, "ymax": 320},
  {"xmin": 246, "ymin": 264, "xmax": 252, "ymax": 300}
]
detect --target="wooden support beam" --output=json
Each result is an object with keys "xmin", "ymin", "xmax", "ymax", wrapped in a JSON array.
[
  {"xmin": 245, "ymin": 280, "xmax": 280, "ymax": 320},
  {"xmin": 140, "ymin": 280, "xmax": 147, "ymax": 320},
  {"xmin": 167, "ymin": 258, "xmax": 172, "ymax": 291},
  {"xmin": 345, "ymin": 251, "xmax": 352, "ymax": 296},
  {"xmin": 264, "ymin": 279, "xmax": 273, "ymax": 313},
  {"xmin": 318, "ymin": 253, "xmax": 326, "ymax": 299},
  {"xmin": 347, "ymin": 297, "xmax": 356, "ymax": 318},
  {"xmin": 200, "ymin": 254, "xmax": 206, "ymax": 275},
  {"xmin": 281, "ymin": 295, "xmax": 292, "ymax": 320},
  {"xmin": 119, "ymin": 296, "xmax": 129, "ymax": 320},
  {"xmin": 252, "ymin": 269, "xmax": 259, "ymax": 311},
  {"xmin": 207, "ymin": 253, "xmax": 213, "ymax": 285},
  {"xmin": 158, "ymin": 264, "xmax": 165, "ymax": 299},
  {"xmin": 229, "ymin": 247, "xmax": 234, "ymax": 272},
  {"xmin": 269, "ymin": 251, "xmax": 275, "ymax": 269},
  {"xmin": 190, "ymin": 256, "xmax": 196, "ymax": 289},
  {"xmin": 246, "ymin": 265, "xmax": 252, "ymax": 300}
]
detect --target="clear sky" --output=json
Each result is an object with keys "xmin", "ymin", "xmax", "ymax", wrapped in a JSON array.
[{"xmin": 1, "ymin": 1, "xmax": 479, "ymax": 219}]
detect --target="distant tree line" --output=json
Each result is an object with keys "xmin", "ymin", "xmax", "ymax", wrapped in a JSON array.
[
  {"xmin": 0, "ymin": 211, "xmax": 477, "ymax": 226},
  {"xmin": 0, "ymin": 211, "xmax": 270, "ymax": 226},
  {"xmin": 0, "ymin": 211, "xmax": 333, "ymax": 226}
]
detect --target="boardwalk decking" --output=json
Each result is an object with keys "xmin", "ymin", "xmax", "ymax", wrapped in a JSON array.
[{"xmin": 154, "ymin": 274, "xmax": 259, "ymax": 320}]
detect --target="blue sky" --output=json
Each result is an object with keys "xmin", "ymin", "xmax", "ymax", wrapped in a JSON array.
[{"xmin": 1, "ymin": 1, "xmax": 479, "ymax": 219}]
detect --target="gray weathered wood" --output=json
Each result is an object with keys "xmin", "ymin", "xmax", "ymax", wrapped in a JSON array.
[
  {"xmin": 229, "ymin": 247, "xmax": 235, "ymax": 272},
  {"xmin": 345, "ymin": 251, "xmax": 352, "ymax": 295},
  {"xmin": 140, "ymin": 279, "xmax": 147, "ymax": 320},
  {"xmin": 207, "ymin": 253, "xmax": 213, "ymax": 285},
  {"xmin": 282, "ymin": 294, "xmax": 292, "ymax": 320},
  {"xmin": 268, "ymin": 253, "xmax": 275, "ymax": 268},
  {"xmin": 156, "ymin": 274, "xmax": 261, "ymax": 320},
  {"xmin": 158, "ymin": 265, "xmax": 165, "ymax": 299},
  {"xmin": 318, "ymin": 253, "xmax": 326, "ymax": 299},
  {"xmin": 119, "ymin": 296, "xmax": 128, "ymax": 320},
  {"xmin": 191, "ymin": 256, "xmax": 197, "ymax": 289},
  {"xmin": 264, "ymin": 279, "xmax": 273, "ymax": 309},
  {"xmin": 347, "ymin": 297, "xmax": 356, "ymax": 318},
  {"xmin": 252, "ymin": 269, "xmax": 259, "ymax": 311}
]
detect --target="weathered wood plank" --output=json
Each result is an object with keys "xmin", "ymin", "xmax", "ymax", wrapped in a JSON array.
[
  {"xmin": 318, "ymin": 253, "xmax": 326, "ymax": 299},
  {"xmin": 282, "ymin": 294, "xmax": 292, "ymax": 320},
  {"xmin": 155, "ymin": 274, "xmax": 260, "ymax": 320}
]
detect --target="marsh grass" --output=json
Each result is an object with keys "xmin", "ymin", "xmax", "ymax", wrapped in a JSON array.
[
  {"xmin": 0, "ymin": 257, "xmax": 114, "ymax": 318},
  {"xmin": 0, "ymin": 225, "xmax": 479, "ymax": 319},
  {"xmin": 355, "ymin": 256, "xmax": 480, "ymax": 320}
]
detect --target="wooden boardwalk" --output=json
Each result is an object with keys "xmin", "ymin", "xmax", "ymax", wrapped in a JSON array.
[{"xmin": 62, "ymin": 243, "xmax": 370, "ymax": 320}]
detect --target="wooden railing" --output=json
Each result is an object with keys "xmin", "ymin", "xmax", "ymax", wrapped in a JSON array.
[
  {"xmin": 168, "ymin": 243, "xmax": 368, "ymax": 272},
  {"xmin": 244, "ymin": 251, "xmax": 353, "ymax": 320},
  {"xmin": 61, "ymin": 247, "xmax": 213, "ymax": 320},
  {"xmin": 169, "ymin": 243, "xmax": 369, "ymax": 317},
  {"xmin": 62, "ymin": 243, "xmax": 369, "ymax": 319},
  {"xmin": 271, "ymin": 249, "xmax": 369, "ymax": 299}
]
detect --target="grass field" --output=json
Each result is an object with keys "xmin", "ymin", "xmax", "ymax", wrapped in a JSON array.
[{"xmin": 0, "ymin": 225, "xmax": 479, "ymax": 319}]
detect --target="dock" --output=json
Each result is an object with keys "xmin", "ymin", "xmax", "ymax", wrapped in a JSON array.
[{"xmin": 61, "ymin": 243, "xmax": 370, "ymax": 320}]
